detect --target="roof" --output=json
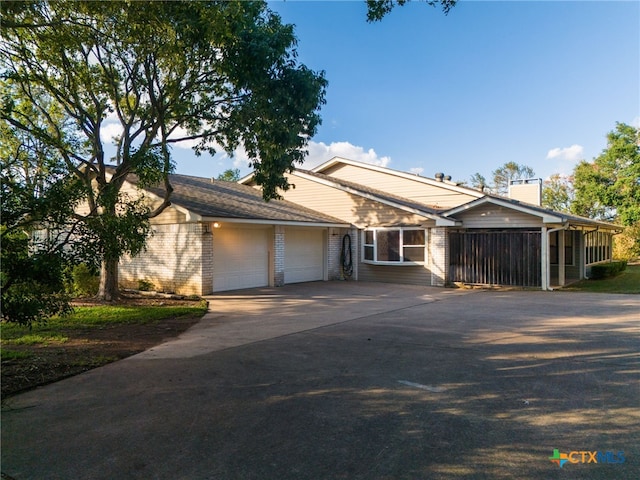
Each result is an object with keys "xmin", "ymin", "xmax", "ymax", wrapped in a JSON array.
[
  {"xmin": 445, "ymin": 195, "xmax": 624, "ymax": 231},
  {"xmin": 130, "ymin": 172, "xmax": 350, "ymax": 227}
]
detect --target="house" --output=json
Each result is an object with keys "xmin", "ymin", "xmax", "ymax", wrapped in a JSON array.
[
  {"xmin": 241, "ymin": 157, "xmax": 623, "ymax": 290},
  {"xmin": 117, "ymin": 173, "xmax": 350, "ymax": 295},
  {"xmin": 116, "ymin": 157, "xmax": 621, "ymax": 295}
]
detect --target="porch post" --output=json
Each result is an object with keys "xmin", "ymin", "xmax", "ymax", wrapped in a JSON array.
[
  {"xmin": 541, "ymin": 227, "xmax": 548, "ymax": 290},
  {"xmin": 578, "ymin": 232, "xmax": 586, "ymax": 280},
  {"xmin": 558, "ymin": 230, "xmax": 565, "ymax": 286}
]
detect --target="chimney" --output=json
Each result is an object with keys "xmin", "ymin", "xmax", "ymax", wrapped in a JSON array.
[{"xmin": 508, "ymin": 178, "xmax": 542, "ymax": 206}]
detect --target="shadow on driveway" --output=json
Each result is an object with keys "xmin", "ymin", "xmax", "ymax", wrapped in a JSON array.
[{"xmin": 2, "ymin": 282, "xmax": 639, "ymax": 479}]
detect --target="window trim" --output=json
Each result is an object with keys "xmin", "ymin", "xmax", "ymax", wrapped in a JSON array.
[{"xmin": 362, "ymin": 227, "xmax": 427, "ymax": 266}]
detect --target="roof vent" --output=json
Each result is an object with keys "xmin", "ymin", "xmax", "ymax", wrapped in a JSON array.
[
  {"xmin": 435, "ymin": 172, "xmax": 444, "ymax": 182},
  {"xmin": 508, "ymin": 178, "xmax": 542, "ymax": 206}
]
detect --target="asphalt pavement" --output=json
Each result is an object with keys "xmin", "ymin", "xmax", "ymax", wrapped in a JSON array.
[{"xmin": 2, "ymin": 282, "xmax": 639, "ymax": 479}]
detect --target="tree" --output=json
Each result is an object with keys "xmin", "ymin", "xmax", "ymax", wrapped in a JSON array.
[
  {"xmin": 366, "ymin": 0, "xmax": 457, "ymax": 22},
  {"xmin": 217, "ymin": 168, "xmax": 241, "ymax": 182},
  {"xmin": 468, "ymin": 172, "xmax": 487, "ymax": 191},
  {"xmin": 572, "ymin": 122, "xmax": 640, "ymax": 258},
  {"xmin": 1, "ymin": 82, "xmax": 89, "ymax": 324},
  {"xmin": 542, "ymin": 173, "xmax": 573, "ymax": 213},
  {"xmin": 572, "ymin": 122, "xmax": 640, "ymax": 225},
  {"xmin": 1, "ymin": 1, "xmax": 327, "ymax": 300},
  {"xmin": 491, "ymin": 161, "xmax": 535, "ymax": 196}
]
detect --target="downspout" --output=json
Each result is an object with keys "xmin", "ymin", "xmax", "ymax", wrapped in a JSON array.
[{"xmin": 544, "ymin": 225, "xmax": 567, "ymax": 291}]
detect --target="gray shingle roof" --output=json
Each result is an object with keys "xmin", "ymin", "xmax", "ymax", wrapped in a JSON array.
[{"xmin": 133, "ymin": 172, "xmax": 349, "ymax": 225}]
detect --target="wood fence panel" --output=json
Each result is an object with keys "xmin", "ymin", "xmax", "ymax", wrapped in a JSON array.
[{"xmin": 449, "ymin": 230, "xmax": 541, "ymax": 287}]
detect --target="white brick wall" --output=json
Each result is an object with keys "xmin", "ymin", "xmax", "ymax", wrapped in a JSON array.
[
  {"xmin": 120, "ymin": 223, "xmax": 210, "ymax": 295},
  {"xmin": 327, "ymin": 228, "xmax": 357, "ymax": 280},
  {"xmin": 430, "ymin": 227, "xmax": 449, "ymax": 286},
  {"xmin": 274, "ymin": 226, "xmax": 285, "ymax": 286}
]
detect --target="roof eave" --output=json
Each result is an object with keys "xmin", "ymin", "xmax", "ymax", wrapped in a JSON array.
[{"xmin": 201, "ymin": 217, "xmax": 350, "ymax": 228}]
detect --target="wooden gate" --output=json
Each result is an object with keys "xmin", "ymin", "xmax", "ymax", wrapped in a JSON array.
[{"xmin": 449, "ymin": 230, "xmax": 541, "ymax": 287}]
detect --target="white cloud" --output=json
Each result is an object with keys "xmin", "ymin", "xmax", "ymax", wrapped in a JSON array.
[
  {"xmin": 303, "ymin": 141, "xmax": 391, "ymax": 169},
  {"xmin": 409, "ymin": 167, "xmax": 424, "ymax": 175},
  {"xmin": 631, "ymin": 116, "xmax": 640, "ymax": 128},
  {"xmin": 546, "ymin": 144, "xmax": 584, "ymax": 162},
  {"xmin": 99, "ymin": 122, "xmax": 123, "ymax": 144},
  {"xmin": 169, "ymin": 127, "xmax": 201, "ymax": 149}
]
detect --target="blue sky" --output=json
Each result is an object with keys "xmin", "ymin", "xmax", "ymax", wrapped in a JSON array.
[{"xmin": 173, "ymin": 0, "xmax": 639, "ymax": 184}]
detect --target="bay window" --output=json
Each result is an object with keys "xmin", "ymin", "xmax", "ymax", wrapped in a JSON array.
[{"xmin": 363, "ymin": 228, "xmax": 427, "ymax": 265}]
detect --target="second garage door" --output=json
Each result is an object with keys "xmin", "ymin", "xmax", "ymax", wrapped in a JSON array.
[
  {"xmin": 284, "ymin": 228, "xmax": 325, "ymax": 284},
  {"xmin": 213, "ymin": 226, "xmax": 270, "ymax": 292}
]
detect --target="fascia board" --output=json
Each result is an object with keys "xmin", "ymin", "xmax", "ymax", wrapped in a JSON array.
[
  {"xmin": 201, "ymin": 217, "xmax": 350, "ymax": 228},
  {"xmin": 238, "ymin": 172, "xmax": 255, "ymax": 184},
  {"xmin": 445, "ymin": 197, "xmax": 564, "ymax": 224}
]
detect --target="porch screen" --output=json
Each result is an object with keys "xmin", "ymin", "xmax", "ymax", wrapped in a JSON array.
[{"xmin": 449, "ymin": 230, "xmax": 541, "ymax": 287}]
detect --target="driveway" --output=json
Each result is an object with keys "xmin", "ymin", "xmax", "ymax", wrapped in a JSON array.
[{"xmin": 2, "ymin": 282, "xmax": 639, "ymax": 479}]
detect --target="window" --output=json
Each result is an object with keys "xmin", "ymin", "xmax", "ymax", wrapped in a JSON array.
[
  {"xmin": 550, "ymin": 231, "xmax": 574, "ymax": 266},
  {"xmin": 362, "ymin": 228, "xmax": 427, "ymax": 264},
  {"xmin": 585, "ymin": 231, "xmax": 612, "ymax": 265}
]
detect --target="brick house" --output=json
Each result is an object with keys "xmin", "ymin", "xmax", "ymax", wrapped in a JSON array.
[
  {"xmin": 118, "ymin": 173, "xmax": 349, "ymax": 295},
  {"xmin": 116, "ymin": 157, "xmax": 621, "ymax": 294}
]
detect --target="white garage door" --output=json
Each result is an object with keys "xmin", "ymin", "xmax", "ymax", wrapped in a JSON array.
[
  {"xmin": 285, "ymin": 228, "xmax": 325, "ymax": 284},
  {"xmin": 213, "ymin": 227, "xmax": 269, "ymax": 292}
]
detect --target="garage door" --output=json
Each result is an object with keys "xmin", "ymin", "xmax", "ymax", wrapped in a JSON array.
[
  {"xmin": 285, "ymin": 228, "xmax": 325, "ymax": 284},
  {"xmin": 213, "ymin": 227, "xmax": 270, "ymax": 292}
]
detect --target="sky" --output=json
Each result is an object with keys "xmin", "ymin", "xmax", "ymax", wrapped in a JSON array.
[{"xmin": 151, "ymin": 0, "xmax": 640, "ymax": 184}]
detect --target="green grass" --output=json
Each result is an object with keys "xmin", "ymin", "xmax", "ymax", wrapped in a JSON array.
[
  {"xmin": 4, "ymin": 334, "xmax": 69, "ymax": 346},
  {"xmin": 1, "ymin": 301, "xmax": 208, "ymax": 342},
  {"xmin": 1, "ymin": 350, "xmax": 34, "ymax": 361},
  {"xmin": 565, "ymin": 264, "xmax": 640, "ymax": 294}
]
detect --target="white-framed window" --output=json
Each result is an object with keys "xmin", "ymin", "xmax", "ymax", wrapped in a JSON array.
[{"xmin": 362, "ymin": 228, "xmax": 427, "ymax": 265}]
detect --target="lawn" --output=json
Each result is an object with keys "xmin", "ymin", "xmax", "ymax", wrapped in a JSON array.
[
  {"xmin": 564, "ymin": 263, "xmax": 640, "ymax": 294},
  {"xmin": 1, "ymin": 298, "xmax": 208, "ymax": 397}
]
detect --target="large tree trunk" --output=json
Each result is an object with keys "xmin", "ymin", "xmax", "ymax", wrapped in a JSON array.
[{"xmin": 97, "ymin": 258, "xmax": 120, "ymax": 301}]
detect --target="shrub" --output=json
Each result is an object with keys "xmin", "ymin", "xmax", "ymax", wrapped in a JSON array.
[
  {"xmin": 589, "ymin": 261, "xmax": 628, "ymax": 280},
  {"xmin": 137, "ymin": 279, "xmax": 155, "ymax": 291},
  {"xmin": 70, "ymin": 264, "xmax": 100, "ymax": 297},
  {"xmin": 1, "ymin": 230, "xmax": 72, "ymax": 325}
]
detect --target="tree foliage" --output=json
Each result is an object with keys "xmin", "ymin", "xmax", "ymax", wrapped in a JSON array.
[
  {"xmin": 366, "ymin": 0, "xmax": 457, "ymax": 22},
  {"xmin": 1, "ymin": 0, "xmax": 327, "ymax": 300},
  {"xmin": 491, "ymin": 161, "xmax": 535, "ymax": 196},
  {"xmin": 468, "ymin": 172, "xmax": 487, "ymax": 191},
  {"xmin": 1, "ymin": 228, "xmax": 73, "ymax": 325},
  {"xmin": 217, "ymin": 168, "xmax": 241, "ymax": 182},
  {"xmin": 572, "ymin": 122, "xmax": 640, "ymax": 226},
  {"xmin": 542, "ymin": 173, "xmax": 573, "ymax": 213},
  {"xmin": 1, "ymin": 81, "xmax": 88, "ymax": 324}
]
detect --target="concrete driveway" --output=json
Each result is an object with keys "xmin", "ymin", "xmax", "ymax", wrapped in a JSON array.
[{"xmin": 2, "ymin": 282, "xmax": 639, "ymax": 479}]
